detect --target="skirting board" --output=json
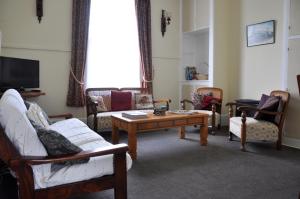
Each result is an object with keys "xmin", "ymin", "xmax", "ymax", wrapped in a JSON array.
[{"xmin": 282, "ymin": 137, "xmax": 300, "ymax": 149}]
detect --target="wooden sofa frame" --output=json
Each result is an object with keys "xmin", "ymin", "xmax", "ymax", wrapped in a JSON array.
[
  {"xmin": 0, "ymin": 114, "xmax": 130, "ymax": 199},
  {"xmin": 85, "ymin": 87, "xmax": 171, "ymax": 132}
]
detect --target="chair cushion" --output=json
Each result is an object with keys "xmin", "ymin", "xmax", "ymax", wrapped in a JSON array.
[
  {"xmin": 135, "ymin": 93, "xmax": 154, "ymax": 109},
  {"xmin": 111, "ymin": 91, "xmax": 132, "ymax": 111},
  {"xmin": 32, "ymin": 118, "xmax": 133, "ymax": 189},
  {"xmin": 230, "ymin": 117, "xmax": 279, "ymax": 142}
]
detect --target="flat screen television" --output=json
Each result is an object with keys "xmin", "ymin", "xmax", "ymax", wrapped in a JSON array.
[{"xmin": 0, "ymin": 56, "xmax": 39, "ymax": 91}]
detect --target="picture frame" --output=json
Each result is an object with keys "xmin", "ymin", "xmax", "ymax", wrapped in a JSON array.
[{"xmin": 247, "ymin": 20, "xmax": 275, "ymax": 47}]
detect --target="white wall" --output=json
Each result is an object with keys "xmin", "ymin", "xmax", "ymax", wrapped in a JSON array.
[
  {"xmin": 0, "ymin": 0, "xmax": 85, "ymax": 118},
  {"xmin": 0, "ymin": 0, "xmax": 181, "ymax": 118},
  {"xmin": 151, "ymin": 0, "xmax": 180, "ymax": 110},
  {"xmin": 238, "ymin": 0, "xmax": 284, "ymax": 98}
]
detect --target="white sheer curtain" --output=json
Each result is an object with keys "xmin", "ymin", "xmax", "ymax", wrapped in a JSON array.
[{"xmin": 85, "ymin": 0, "xmax": 140, "ymax": 88}]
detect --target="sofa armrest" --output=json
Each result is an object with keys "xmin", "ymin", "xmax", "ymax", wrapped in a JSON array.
[{"xmin": 9, "ymin": 144, "xmax": 128, "ymax": 166}]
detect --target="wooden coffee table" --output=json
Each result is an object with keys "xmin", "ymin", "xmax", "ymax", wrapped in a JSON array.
[{"xmin": 111, "ymin": 112, "xmax": 208, "ymax": 160}]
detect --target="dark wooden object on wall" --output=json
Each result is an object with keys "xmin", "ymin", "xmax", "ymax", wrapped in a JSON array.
[
  {"xmin": 0, "ymin": 123, "xmax": 129, "ymax": 199},
  {"xmin": 297, "ymin": 75, "xmax": 300, "ymax": 95},
  {"xmin": 36, "ymin": 0, "xmax": 43, "ymax": 23}
]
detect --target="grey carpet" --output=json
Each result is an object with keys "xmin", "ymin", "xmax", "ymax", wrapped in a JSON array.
[{"xmin": 1, "ymin": 128, "xmax": 300, "ymax": 199}]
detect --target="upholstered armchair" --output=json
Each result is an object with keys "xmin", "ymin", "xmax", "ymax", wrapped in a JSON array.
[
  {"xmin": 226, "ymin": 90, "xmax": 290, "ymax": 151},
  {"xmin": 180, "ymin": 87, "xmax": 223, "ymax": 134}
]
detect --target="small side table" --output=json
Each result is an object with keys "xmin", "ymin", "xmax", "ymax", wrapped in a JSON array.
[{"xmin": 235, "ymin": 99, "xmax": 260, "ymax": 117}]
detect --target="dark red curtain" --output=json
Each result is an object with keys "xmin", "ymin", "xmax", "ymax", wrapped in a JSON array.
[
  {"xmin": 67, "ymin": 0, "xmax": 91, "ymax": 107},
  {"xmin": 135, "ymin": 0, "xmax": 153, "ymax": 94}
]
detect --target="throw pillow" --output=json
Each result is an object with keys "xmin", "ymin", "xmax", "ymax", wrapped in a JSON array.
[
  {"xmin": 90, "ymin": 95, "xmax": 108, "ymax": 112},
  {"xmin": 30, "ymin": 120, "xmax": 89, "ymax": 172},
  {"xmin": 254, "ymin": 94, "xmax": 281, "ymax": 123},
  {"xmin": 26, "ymin": 103, "xmax": 50, "ymax": 128},
  {"xmin": 191, "ymin": 92, "xmax": 213, "ymax": 110},
  {"xmin": 201, "ymin": 95, "xmax": 220, "ymax": 109},
  {"xmin": 25, "ymin": 101, "xmax": 52, "ymax": 125},
  {"xmin": 111, "ymin": 91, "xmax": 132, "ymax": 111},
  {"xmin": 135, "ymin": 94, "xmax": 154, "ymax": 109}
]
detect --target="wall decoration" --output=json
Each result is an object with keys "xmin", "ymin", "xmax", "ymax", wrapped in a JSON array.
[
  {"xmin": 247, "ymin": 20, "xmax": 275, "ymax": 47},
  {"xmin": 36, "ymin": 0, "xmax": 43, "ymax": 23}
]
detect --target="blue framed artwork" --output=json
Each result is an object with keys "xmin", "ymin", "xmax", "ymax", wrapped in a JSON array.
[{"xmin": 247, "ymin": 20, "xmax": 275, "ymax": 47}]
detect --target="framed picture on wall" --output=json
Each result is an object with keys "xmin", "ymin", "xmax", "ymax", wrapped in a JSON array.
[{"xmin": 247, "ymin": 20, "xmax": 275, "ymax": 47}]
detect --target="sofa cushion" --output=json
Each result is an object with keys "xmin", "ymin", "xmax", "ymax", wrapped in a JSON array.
[
  {"xmin": 90, "ymin": 95, "xmax": 108, "ymax": 112},
  {"xmin": 32, "ymin": 118, "xmax": 133, "ymax": 189},
  {"xmin": 27, "ymin": 103, "xmax": 50, "ymax": 128},
  {"xmin": 31, "ymin": 121, "xmax": 89, "ymax": 172},
  {"xmin": 0, "ymin": 89, "xmax": 48, "ymax": 157},
  {"xmin": 135, "ymin": 93, "xmax": 154, "ymax": 109},
  {"xmin": 88, "ymin": 110, "xmax": 154, "ymax": 131},
  {"xmin": 111, "ymin": 91, "xmax": 132, "ymax": 111}
]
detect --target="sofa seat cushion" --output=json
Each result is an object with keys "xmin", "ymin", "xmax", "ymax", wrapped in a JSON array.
[
  {"xmin": 229, "ymin": 117, "xmax": 278, "ymax": 142},
  {"xmin": 188, "ymin": 110, "xmax": 220, "ymax": 127},
  {"xmin": 88, "ymin": 110, "xmax": 153, "ymax": 131},
  {"xmin": 32, "ymin": 118, "xmax": 133, "ymax": 189}
]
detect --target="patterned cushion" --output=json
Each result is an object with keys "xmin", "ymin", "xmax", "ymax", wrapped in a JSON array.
[
  {"xmin": 254, "ymin": 94, "xmax": 280, "ymax": 123},
  {"xmin": 191, "ymin": 92, "xmax": 213, "ymax": 110},
  {"xmin": 90, "ymin": 95, "xmax": 108, "ymax": 112},
  {"xmin": 26, "ymin": 103, "xmax": 50, "ymax": 128},
  {"xmin": 230, "ymin": 117, "xmax": 279, "ymax": 142},
  {"xmin": 135, "ymin": 94, "xmax": 154, "ymax": 109},
  {"xmin": 87, "ymin": 110, "xmax": 154, "ymax": 131}
]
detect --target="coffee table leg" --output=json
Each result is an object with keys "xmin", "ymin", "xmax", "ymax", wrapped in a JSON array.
[
  {"xmin": 112, "ymin": 120, "xmax": 119, "ymax": 144},
  {"xmin": 128, "ymin": 124, "xmax": 137, "ymax": 160},
  {"xmin": 200, "ymin": 116, "xmax": 208, "ymax": 146},
  {"xmin": 179, "ymin": 126, "xmax": 185, "ymax": 139}
]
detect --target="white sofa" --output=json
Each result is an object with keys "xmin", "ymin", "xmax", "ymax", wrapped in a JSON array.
[{"xmin": 0, "ymin": 89, "xmax": 132, "ymax": 190}]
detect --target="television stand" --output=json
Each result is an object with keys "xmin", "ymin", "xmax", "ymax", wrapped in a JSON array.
[{"xmin": 0, "ymin": 90, "xmax": 45, "ymax": 99}]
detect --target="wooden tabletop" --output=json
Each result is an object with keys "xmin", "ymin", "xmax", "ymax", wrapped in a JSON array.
[{"xmin": 111, "ymin": 111, "xmax": 209, "ymax": 123}]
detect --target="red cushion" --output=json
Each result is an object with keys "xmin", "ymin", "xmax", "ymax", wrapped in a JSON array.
[
  {"xmin": 111, "ymin": 91, "xmax": 132, "ymax": 111},
  {"xmin": 201, "ymin": 95, "xmax": 220, "ymax": 109}
]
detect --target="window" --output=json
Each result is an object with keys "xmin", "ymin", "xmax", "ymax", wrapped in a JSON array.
[{"xmin": 85, "ymin": 0, "xmax": 140, "ymax": 88}]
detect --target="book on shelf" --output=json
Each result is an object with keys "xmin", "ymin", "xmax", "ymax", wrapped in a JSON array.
[{"xmin": 121, "ymin": 111, "xmax": 148, "ymax": 119}]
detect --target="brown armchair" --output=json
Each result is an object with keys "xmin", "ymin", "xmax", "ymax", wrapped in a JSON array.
[
  {"xmin": 226, "ymin": 90, "xmax": 290, "ymax": 151},
  {"xmin": 180, "ymin": 87, "xmax": 223, "ymax": 134}
]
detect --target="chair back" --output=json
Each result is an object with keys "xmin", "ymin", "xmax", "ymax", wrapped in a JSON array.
[
  {"xmin": 196, "ymin": 87, "xmax": 223, "ymax": 113},
  {"xmin": 270, "ymin": 90, "xmax": 290, "ymax": 128}
]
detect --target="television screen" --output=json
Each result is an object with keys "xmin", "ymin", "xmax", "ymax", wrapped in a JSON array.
[{"xmin": 0, "ymin": 56, "xmax": 39, "ymax": 91}]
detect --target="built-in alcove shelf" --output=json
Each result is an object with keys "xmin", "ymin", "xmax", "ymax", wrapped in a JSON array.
[
  {"xmin": 183, "ymin": 26, "xmax": 209, "ymax": 36},
  {"xmin": 180, "ymin": 80, "xmax": 211, "ymax": 86}
]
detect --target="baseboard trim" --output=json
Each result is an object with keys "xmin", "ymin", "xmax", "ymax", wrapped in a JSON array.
[{"xmin": 283, "ymin": 137, "xmax": 300, "ymax": 149}]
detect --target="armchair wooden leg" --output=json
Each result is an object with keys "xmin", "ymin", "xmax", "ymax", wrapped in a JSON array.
[{"xmin": 240, "ymin": 111, "xmax": 247, "ymax": 152}]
